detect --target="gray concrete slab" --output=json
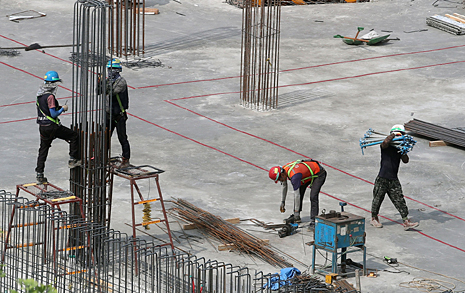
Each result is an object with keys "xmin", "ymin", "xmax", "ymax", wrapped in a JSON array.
[{"xmin": 1, "ymin": 0, "xmax": 465, "ymax": 291}]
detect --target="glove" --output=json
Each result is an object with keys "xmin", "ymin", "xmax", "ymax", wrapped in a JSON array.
[
  {"xmin": 280, "ymin": 201, "xmax": 285, "ymax": 213},
  {"xmin": 62, "ymin": 105, "xmax": 68, "ymax": 112}
]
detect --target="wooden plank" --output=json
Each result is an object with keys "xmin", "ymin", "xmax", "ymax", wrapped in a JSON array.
[
  {"xmin": 429, "ymin": 140, "xmax": 448, "ymax": 147},
  {"xmin": 139, "ymin": 7, "xmax": 160, "ymax": 14},
  {"xmin": 183, "ymin": 217, "xmax": 240, "ymax": 230},
  {"xmin": 333, "ymin": 279, "xmax": 355, "ymax": 290},
  {"xmin": 218, "ymin": 239, "xmax": 269, "ymax": 251},
  {"xmin": 445, "ymin": 14, "xmax": 465, "ymax": 24},
  {"xmin": 453, "ymin": 13, "xmax": 465, "ymax": 20},
  {"xmin": 51, "ymin": 196, "xmax": 76, "ymax": 202}
]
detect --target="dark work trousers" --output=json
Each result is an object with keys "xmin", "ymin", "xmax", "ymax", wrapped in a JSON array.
[
  {"xmin": 108, "ymin": 113, "xmax": 130, "ymax": 160},
  {"xmin": 298, "ymin": 166, "xmax": 327, "ymax": 222},
  {"xmin": 372, "ymin": 176, "xmax": 409, "ymax": 219},
  {"xmin": 35, "ymin": 124, "xmax": 80, "ymax": 173}
]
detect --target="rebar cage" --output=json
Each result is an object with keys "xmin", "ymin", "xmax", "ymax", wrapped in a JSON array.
[{"xmin": 240, "ymin": 0, "xmax": 281, "ymax": 111}]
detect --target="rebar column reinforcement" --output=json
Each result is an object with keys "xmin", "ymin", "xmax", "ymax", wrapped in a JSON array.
[
  {"xmin": 71, "ymin": 0, "xmax": 110, "ymax": 226},
  {"xmin": 108, "ymin": 0, "xmax": 146, "ymax": 57},
  {"xmin": 240, "ymin": 0, "xmax": 281, "ymax": 111}
]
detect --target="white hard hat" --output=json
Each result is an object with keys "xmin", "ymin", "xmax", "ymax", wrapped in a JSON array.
[{"xmin": 390, "ymin": 124, "xmax": 405, "ymax": 133}]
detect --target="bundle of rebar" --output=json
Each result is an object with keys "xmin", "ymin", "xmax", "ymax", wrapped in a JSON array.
[
  {"xmin": 171, "ymin": 198, "xmax": 293, "ymax": 268},
  {"xmin": 285, "ymin": 273, "xmax": 330, "ymax": 292},
  {"xmin": 359, "ymin": 128, "xmax": 416, "ymax": 155},
  {"xmin": 405, "ymin": 118, "xmax": 465, "ymax": 148},
  {"xmin": 426, "ymin": 15, "xmax": 465, "ymax": 35}
]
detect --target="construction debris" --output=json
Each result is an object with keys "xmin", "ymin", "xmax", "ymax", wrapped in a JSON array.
[
  {"xmin": 0, "ymin": 49, "xmax": 20, "ymax": 57},
  {"xmin": 405, "ymin": 118, "xmax": 465, "ymax": 148},
  {"xmin": 335, "ymin": 27, "xmax": 391, "ymax": 46},
  {"xmin": 426, "ymin": 13, "xmax": 465, "ymax": 34},
  {"xmin": 122, "ymin": 57, "xmax": 164, "ymax": 69},
  {"xmin": 6, "ymin": 10, "xmax": 46, "ymax": 22},
  {"xmin": 69, "ymin": 52, "xmax": 108, "ymax": 67},
  {"xmin": 170, "ymin": 198, "xmax": 293, "ymax": 267}
]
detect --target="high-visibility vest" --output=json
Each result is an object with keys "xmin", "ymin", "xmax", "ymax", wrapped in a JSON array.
[
  {"xmin": 282, "ymin": 160, "xmax": 320, "ymax": 186},
  {"xmin": 36, "ymin": 94, "xmax": 60, "ymax": 125}
]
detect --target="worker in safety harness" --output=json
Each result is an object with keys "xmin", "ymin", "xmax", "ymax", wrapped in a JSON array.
[
  {"xmin": 371, "ymin": 124, "xmax": 419, "ymax": 231},
  {"xmin": 98, "ymin": 58, "xmax": 131, "ymax": 168},
  {"xmin": 269, "ymin": 159, "xmax": 327, "ymax": 231},
  {"xmin": 35, "ymin": 71, "xmax": 81, "ymax": 184}
]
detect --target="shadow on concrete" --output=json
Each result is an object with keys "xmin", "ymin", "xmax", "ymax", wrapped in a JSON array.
[{"xmin": 144, "ymin": 27, "xmax": 241, "ymax": 56}]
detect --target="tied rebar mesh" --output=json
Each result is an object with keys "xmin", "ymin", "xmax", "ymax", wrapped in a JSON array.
[
  {"xmin": 71, "ymin": 0, "xmax": 110, "ymax": 227},
  {"xmin": 240, "ymin": 0, "xmax": 281, "ymax": 111}
]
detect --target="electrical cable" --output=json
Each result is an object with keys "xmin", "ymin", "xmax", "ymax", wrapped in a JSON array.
[
  {"xmin": 367, "ymin": 252, "xmax": 465, "ymax": 291},
  {"xmin": 399, "ymin": 278, "xmax": 456, "ymax": 292}
]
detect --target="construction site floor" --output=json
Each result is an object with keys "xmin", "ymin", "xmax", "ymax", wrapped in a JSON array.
[{"xmin": 1, "ymin": 0, "xmax": 465, "ymax": 292}]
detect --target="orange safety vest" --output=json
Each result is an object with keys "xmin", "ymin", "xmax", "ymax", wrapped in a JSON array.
[{"xmin": 282, "ymin": 160, "xmax": 320, "ymax": 186}]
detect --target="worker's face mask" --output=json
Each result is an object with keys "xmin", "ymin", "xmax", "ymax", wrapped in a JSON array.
[
  {"xmin": 42, "ymin": 82, "xmax": 59, "ymax": 95},
  {"xmin": 108, "ymin": 68, "xmax": 121, "ymax": 81}
]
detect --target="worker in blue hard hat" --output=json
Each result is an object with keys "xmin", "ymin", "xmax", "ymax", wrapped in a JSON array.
[
  {"xmin": 371, "ymin": 124, "xmax": 419, "ymax": 231},
  {"xmin": 97, "ymin": 58, "xmax": 131, "ymax": 168},
  {"xmin": 35, "ymin": 71, "xmax": 81, "ymax": 184}
]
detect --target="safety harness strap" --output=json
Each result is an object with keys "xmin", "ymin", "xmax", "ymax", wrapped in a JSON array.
[
  {"xmin": 36, "ymin": 100, "xmax": 60, "ymax": 125},
  {"xmin": 285, "ymin": 160, "xmax": 318, "ymax": 186},
  {"xmin": 116, "ymin": 94, "xmax": 125, "ymax": 113}
]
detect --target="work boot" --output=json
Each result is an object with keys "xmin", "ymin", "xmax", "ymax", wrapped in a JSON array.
[
  {"xmin": 36, "ymin": 173, "xmax": 48, "ymax": 185},
  {"xmin": 402, "ymin": 219, "xmax": 419, "ymax": 231},
  {"xmin": 283, "ymin": 214, "xmax": 301, "ymax": 224},
  {"xmin": 307, "ymin": 222, "xmax": 315, "ymax": 232},
  {"xmin": 68, "ymin": 158, "xmax": 82, "ymax": 169},
  {"xmin": 120, "ymin": 157, "xmax": 130, "ymax": 169},
  {"xmin": 370, "ymin": 217, "xmax": 383, "ymax": 228}
]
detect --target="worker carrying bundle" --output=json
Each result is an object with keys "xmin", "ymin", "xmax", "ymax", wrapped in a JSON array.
[
  {"xmin": 364, "ymin": 124, "xmax": 419, "ymax": 231},
  {"xmin": 359, "ymin": 125, "xmax": 416, "ymax": 155}
]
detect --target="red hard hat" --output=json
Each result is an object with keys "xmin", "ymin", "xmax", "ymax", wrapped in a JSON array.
[{"xmin": 269, "ymin": 166, "xmax": 282, "ymax": 183}]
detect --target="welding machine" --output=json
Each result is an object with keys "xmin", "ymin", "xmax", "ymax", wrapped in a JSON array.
[{"xmin": 311, "ymin": 209, "xmax": 366, "ymax": 276}]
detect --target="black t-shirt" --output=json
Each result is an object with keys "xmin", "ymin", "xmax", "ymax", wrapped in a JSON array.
[{"xmin": 377, "ymin": 145, "xmax": 402, "ymax": 180}]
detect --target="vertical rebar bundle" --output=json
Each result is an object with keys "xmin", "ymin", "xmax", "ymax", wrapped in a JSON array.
[
  {"xmin": 240, "ymin": 0, "xmax": 281, "ymax": 111},
  {"xmin": 71, "ymin": 0, "xmax": 110, "ymax": 226},
  {"xmin": 108, "ymin": 0, "xmax": 145, "ymax": 57}
]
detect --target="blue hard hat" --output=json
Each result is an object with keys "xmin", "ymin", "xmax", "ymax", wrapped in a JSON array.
[
  {"xmin": 107, "ymin": 58, "xmax": 122, "ymax": 69},
  {"xmin": 44, "ymin": 71, "xmax": 61, "ymax": 82}
]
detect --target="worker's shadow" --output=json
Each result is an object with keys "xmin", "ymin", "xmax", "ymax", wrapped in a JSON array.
[
  {"xmin": 380, "ymin": 208, "xmax": 456, "ymax": 229},
  {"xmin": 278, "ymin": 88, "xmax": 334, "ymax": 109}
]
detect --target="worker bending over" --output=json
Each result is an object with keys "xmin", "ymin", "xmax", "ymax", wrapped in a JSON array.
[{"xmin": 269, "ymin": 159, "xmax": 327, "ymax": 230}]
